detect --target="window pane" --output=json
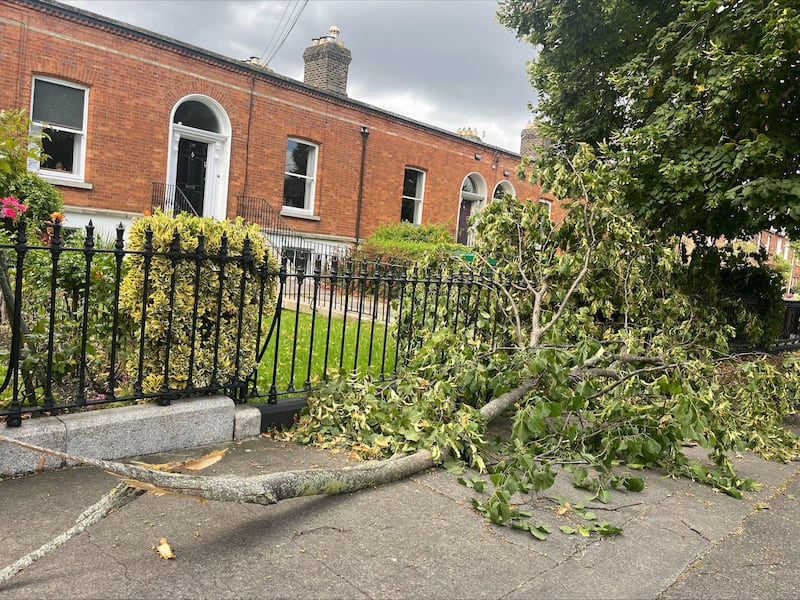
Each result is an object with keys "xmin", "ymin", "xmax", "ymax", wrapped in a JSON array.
[
  {"xmin": 286, "ymin": 140, "xmax": 311, "ymax": 175},
  {"xmin": 283, "ymin": 175, "xmax": 306, "ymax": 209},
  {"xmin": 462, "ymin": 177, "xmax": 475, "ymax": 193},
  {"xmin": 282, "ymin": 247, "xmax": 311, "ymax": 273},
  {"xmin": 41, "ymin": 128, "xmax": 75, "ymax": 172},
  {"xmin": 173, "ymin": 101, "xmax": 220, "ymax": 132},
  {"xmin": 32, "ymin": 80, "xmax": 84, "ymax": 129},
  {"xmin": 400, "ymin": 198, "xmax": 416, "ymax": 223},
  {"xmin": 403, "ymin": 169, "xmax": 422, "ymax": 199}
]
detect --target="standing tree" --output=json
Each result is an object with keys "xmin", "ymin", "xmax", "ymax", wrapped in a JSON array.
[
  {"xmin": 499, "ymin": 0, "xmax": 800, "ymax": 240},
  {"xmin": 0, "ymin": 108, "xmax": 63, "ymax": 232}
]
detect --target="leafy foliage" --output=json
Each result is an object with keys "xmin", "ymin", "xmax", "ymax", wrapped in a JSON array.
[
  {"xmin": 0, "ymin": 110, "xmax": 69, "ymax": 406},
  {"xmin": 0, "ymin": 109, "xmax": 46, "ymax": 190},
  {"xmin": 4, "ymin": 172, "xmax": 63, "ymax": 236},
  {"xmin": 119, "ymin": 212, "xmax": 278, "ymax": 394},
  {"xmin": 288, "ymin": 146, "xmax": 800, "ymax": 540},
  {"xmin": 0, "ymin": 218, "xmax": 126, "ymax": 409},
  {"xmin": 499, "ymin": 0, "xmax": 800, "ymax": 239},
  {"xmin": 497, "ymin": 0, "xmax": 678, "ymax": 154},
  {"xmin": 0, "ymin": 109, "xmax": 62, "ymax": 237},
  {"xmin": 677, "ymin": 242, "xmax": 786, "ymax": 350},
  {"xmin": 359, "ymin": 221, "xmax": 466, "ymax": 264},
  {"xmin": 292, "ymin": 332, "xmax": 515, "ymax": 467}
]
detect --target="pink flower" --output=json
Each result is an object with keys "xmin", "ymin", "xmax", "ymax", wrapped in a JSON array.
[{"xmin": 0, "ymin": 196, "xmax": 28, "ymax": 220}]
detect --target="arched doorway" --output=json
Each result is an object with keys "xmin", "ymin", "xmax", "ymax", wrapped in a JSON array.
[
  {"xmin": 167, "ymin": 96, "xmax": 231, "ymax": 220},
  {"xmin": 457, "ymin": 173, "xmax": 487, "ymax": 245}
]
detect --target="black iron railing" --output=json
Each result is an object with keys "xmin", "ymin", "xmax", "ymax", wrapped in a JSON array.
[
  {"xmin": 235, "ymin": 194, "xmax": 416, "ymax": 315},
  {"xmin": 0, "ymin": 217, "xmax": 501, "ymax": 426},
  {"xmin": 236, "ymin": 194, "xmax": 351, "ymax": 258},
  {"xmin": 151, "ymin": 183, "xmax": 200, "ymax": 216},
  {"xmin": 775, "ymin": 299, "xmax": 800, "ymax": 351},
  {"xmin": 4, "ymin": 214, "xmax": 796, "ymax": 427}
]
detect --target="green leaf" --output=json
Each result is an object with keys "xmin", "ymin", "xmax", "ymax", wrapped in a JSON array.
[
  {"xmin": 528, "ymin": 523, "xmax": 552, "ymax": 540},
  {"xmin": 560, "ymin": 525, "xmax": 577, "ymax": 535},
  {"xmin": 623, "ymin": 477, "xmax": 645, "ymax": 492},
  {"xmin": 444, "ymin": 458, "xmax": 465, "ymax": 474},
  {"xmin": 595, "ymin": 522, "xmax": 624, "ymax": 536}
]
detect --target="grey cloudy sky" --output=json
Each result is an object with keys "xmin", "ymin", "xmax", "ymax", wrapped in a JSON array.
[{"xmin": 62, "ymin": 0, "xmax": 538, "ymax": 153}]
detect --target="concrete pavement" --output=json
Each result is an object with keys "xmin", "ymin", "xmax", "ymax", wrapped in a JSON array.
[{"xmin": 2, "ymin": 430, "xmax": 800, "ymax": 599}]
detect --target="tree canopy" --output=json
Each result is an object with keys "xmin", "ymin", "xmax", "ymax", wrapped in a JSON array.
[{"xmin": 499, "ymin": 0, "xmax": 800, "ymax": 240}]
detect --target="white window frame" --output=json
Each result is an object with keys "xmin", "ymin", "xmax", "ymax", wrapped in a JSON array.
[
  {"xmin": 492, "ymin": 181, "xmax": 516, "ymax": 201},
  {"xmin": 30, "ymin": 76, "xmax": 89, "ymax": 183},
  {"xmin": 281, "ymin": 137, "xmax": 318, "ymax": 217},
  {"xmin": 401, "ymin": 167, "xmax": 425, "ymax": 225},
  {"xmin": 538, "ymin": 198, "xmax": 553, "ymax": 219}
]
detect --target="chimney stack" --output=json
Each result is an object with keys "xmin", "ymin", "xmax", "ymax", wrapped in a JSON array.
[
  {"xmin": 456, "ymin": 127, "xmax": 482, "ymax": 142},
  {"xmin": 520, "ymin": 123, "xmax": 548, "ymax": 159},
  {"xmin": 303, "ymin": 25, "xmax": 352, "ymax": 96}
]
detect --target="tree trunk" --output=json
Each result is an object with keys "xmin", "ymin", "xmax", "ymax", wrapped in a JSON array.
[{"xmin": 0, "ymin": 250, "xmax": 46, "ymax": 406}]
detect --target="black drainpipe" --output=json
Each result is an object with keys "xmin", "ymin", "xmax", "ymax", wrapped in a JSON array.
[
  {"xmin": 242, "ymin": 74, "xmax": 256, "ymax": 196},
  {"xmin": 354, "ymin": 125, "xmax": 369, "ymax": 243}
]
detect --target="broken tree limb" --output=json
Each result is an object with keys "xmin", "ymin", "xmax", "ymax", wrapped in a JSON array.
[
  {"xmin": 0, "ymin": 377, "xmax": 538, "ymax": 506},
  {"xmin": 0, "ymin": 482, "xmax": 145, "ymax": 584},
  {"xmin": 0, "ymin": 435, "xmax": 437, "ymax": 505},
  {"xmin": 0, "ymin": 377, "xmax": 539, "ymax": 584}
]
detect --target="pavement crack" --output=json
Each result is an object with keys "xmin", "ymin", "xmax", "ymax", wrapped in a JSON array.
[
  {"xmin": 314, "ymin": 551, "xmax": 374, "ymax": 599},
  {"xmin": 84, "ymin": 535, "xmax": 146, "ymax": 588},
  {"xmin": 292, "ymin": 525, "xmax": 350, "ymax": 537},
  {"xmin": 660, "ymin": 465, "xmax": 800, "ymax": 598},
  {"xmin": 680, "ymin": 519, "xmax": 710, "ymax": 541}
]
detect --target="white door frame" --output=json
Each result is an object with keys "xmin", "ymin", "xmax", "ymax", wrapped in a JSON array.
[{"xmin": 166, "ymin": 95, "xmax": 231, "ymax": 220}]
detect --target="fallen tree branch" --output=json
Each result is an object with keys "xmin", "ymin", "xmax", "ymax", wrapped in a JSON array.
[
  {"xmin": 0, "ymin": 377, "xmax": 538, "ymax": 505},
  {"xmin": 0, "ymin": 482, "xmax": 144, "ymax": 585},
  {"xmin": 0, "ymin": 376, "xmax": 540, "ymax": 584},
  {"xmin": 0, "ymin": 435, "xmax": 438, "ymax": 505},
  {"xmin": 478, "ymin": 377, "xmax": 539, "ymax": 422}
]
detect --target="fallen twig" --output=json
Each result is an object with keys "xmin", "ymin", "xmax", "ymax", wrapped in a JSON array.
[{"xmin": 0, "ymin": 482, "xmax": 144, "ymax": 584}]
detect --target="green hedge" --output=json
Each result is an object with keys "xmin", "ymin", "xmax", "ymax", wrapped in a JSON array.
[
  {"xmin": 119, "ymin": 212, "xmax": 278, "ymax": 394},
  {"xmin": 360, "ymin": 222, "xmax": 466, "ymax": 265}
]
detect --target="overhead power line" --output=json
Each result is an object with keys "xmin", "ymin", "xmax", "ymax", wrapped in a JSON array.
[{"xmin": 259, "ymin": 0, "xmax": 309, "ymax": 65}]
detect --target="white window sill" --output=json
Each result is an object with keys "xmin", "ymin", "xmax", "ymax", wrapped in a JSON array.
[
  {"xmin": 280, "ymin": 208, "xmax": 320, "ymax": 221},
  {"xmin": 40, "ymin": 175, "xmax": 93, "ymax": 190}
]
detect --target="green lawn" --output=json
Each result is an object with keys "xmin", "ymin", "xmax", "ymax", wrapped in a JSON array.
[
  {"xmin": 256, "ymin": 308, "xmax": 398, "ymax": 394},
  {"xmin": 0, "ymin": 308, "xmax": 400, "ymax": 411}
]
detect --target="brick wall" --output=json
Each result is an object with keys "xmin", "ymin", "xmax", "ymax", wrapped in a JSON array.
[{"xmin": 1, "ymin": 0, "xmax": 559, "ymax": 243}]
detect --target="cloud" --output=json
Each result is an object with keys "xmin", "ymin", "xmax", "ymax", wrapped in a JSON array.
[{"xmin": 63, "ymin": 0, "xmax": 538, "ymax": 151}]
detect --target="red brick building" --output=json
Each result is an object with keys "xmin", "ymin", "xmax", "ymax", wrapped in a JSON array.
[
  {"xmin": 1, "ymin": 0, "xmax": 556, "ymax": 250},
  {"xmin": 751, "ymin": 230, "xmax": 800, "ymax": 295}
]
